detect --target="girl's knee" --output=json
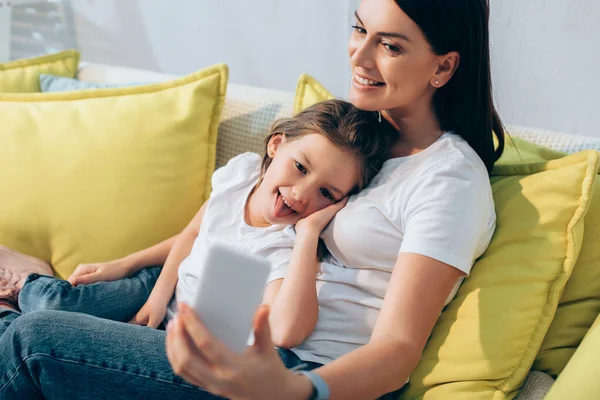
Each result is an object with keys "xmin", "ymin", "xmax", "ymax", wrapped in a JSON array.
[{"xmin": 18, "ymin": 276, "xmax": 75, "ymax": 312}]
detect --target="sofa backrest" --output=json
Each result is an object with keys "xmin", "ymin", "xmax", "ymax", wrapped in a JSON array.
[{"xmin": 77, "ymin": 63, "xmax": 600, "ymax": 164}]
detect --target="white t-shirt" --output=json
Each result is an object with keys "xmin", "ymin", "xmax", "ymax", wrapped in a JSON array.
[
  {"xmin": 167, "ymin": 152, "xmax": 295, "ymax": 319},
  {"xmin": 291, "ymin": 132, "xmax": 496, "ymax": 365}
]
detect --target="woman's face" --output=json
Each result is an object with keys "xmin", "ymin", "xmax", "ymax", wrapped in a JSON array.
[{"xmin": 348, "ymin": 0, "xmax": 441, "ymax": 112}]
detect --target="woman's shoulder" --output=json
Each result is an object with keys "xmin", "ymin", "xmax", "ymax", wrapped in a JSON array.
[
  {"xmin": 417, "ymin": 132, "xmax": 489, "ymax": 180},
  {"xmin": 367, "ymin": 133, "xmax": 493, "ymax": 219},
  {"xmin": 377, "ymin": 132, "xmax": 489, "ymax": 192}
]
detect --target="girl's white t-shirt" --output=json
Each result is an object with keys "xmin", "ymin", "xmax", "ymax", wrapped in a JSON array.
[
  {"xmin": 291, "ymin": 132, "xmax": 497, "ymax": 365},
  {"xmin": 167, "ymin": 152, "xmax": 295, "ymax": 320}
]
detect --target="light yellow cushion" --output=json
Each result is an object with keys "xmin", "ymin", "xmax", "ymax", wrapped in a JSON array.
[
  {"xmin": 402, "ymin": 151, "xmax": 598, "ymax": 399},
  {"xmin": 0, "ymin": 64, "xmax": 228, "ymax": 279},
  {"xmin": 294, "ymin": 76, "xmax": 599, "ymax": 399},
  {"xmin": 0, "ymin": 50, "xmax": 80, "ymax": 93},
  {"xmin": 499, "ymin": 137, "xmax": 600, "ymax": 378},
  {"xmin": 544, "ymin": 313, "xmax": 600, "ymax": 400},
  {"xmin": 293, "ymin": 74, "xmax": 335, "ymax": 115}
]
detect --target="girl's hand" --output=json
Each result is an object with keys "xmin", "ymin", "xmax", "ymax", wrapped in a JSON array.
[
  {"xmin": 166, "ymin": 303, "xmax": 312, "ymax": 400},
  {"xmin": 296, "ymin": 197, "xmax": 349, "ymax": 236},
  {"xmin": 67, "ymin": 259, "xmax": 133, "ymax": 286},
  {"xmin": 130, "ymin": 297, "xmax": 168, "ymax": 328}
]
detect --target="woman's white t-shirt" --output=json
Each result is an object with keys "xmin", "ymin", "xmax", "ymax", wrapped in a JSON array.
[
  {"xmin": 291, "ymin": 132, "xmax": 496, "ymax": 365},
  {"xmin": 166, "ymin": 153, "xmax": 295, "ymax": 320}
]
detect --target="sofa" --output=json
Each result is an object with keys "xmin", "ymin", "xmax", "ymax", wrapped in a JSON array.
[{"xmin": 2, "ymin": 55, "xmax": 600, "ymax": 399}]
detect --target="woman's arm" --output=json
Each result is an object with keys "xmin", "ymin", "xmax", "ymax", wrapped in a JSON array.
[
  {"xmin": 304, "ymin": 252, "xmax": 465, "ymax": 399},
  {"xmin": 166, "ymin": 251, "xmax": 464, "ymax": 400},
  {"xmin": 263, "ymin": 230, "xmax": 320, "ymax": 348}
]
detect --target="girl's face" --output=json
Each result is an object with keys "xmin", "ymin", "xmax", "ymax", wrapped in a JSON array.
[
  {"xmin": 249, "ymin": 134, "xmax": 359, "ymax": 227},
  {"xmin": 348, "ymin": 0, "xmax": 441, "ymax": 113}
]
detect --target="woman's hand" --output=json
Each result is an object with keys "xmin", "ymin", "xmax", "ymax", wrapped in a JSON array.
[
  {"xmin": 67, "ymin": 259, "xmax": 133, "ymax": 286},
  {"xmin": 130, "ymin": 296, "xmax": 168, "ymax": 328},
  {"xmin": 166, "ymin": 303, "xmax": 313, "ymax": 400},
  {"xmin": 296, "ymin": 197, "xmax": 349, "ymax": 236}
]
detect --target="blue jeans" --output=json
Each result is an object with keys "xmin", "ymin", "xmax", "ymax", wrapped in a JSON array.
[
  {"xmin": 0, "ymin": 269, "xmax": 399, "ymax": 399},
  {"xmin": 0, "ymin": 310, "xmax": 321, "ymax": 399},
  {"xmin": 0, "ymin": 266, "xmax": 162, "ymax": 337}
]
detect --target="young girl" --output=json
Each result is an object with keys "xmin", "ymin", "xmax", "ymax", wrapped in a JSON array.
[{"xmin": 0, "ymin": 99, "xmax": 396, "ymax": 345}]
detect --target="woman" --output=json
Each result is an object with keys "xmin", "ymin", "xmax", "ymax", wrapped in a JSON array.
[{"xmin": 0, "ymin": 0, "xmax": 504, "ymax": 398}]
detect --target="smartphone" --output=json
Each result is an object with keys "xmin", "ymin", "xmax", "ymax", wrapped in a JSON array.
[{"xmin": 189, "ymin": 241, "xmax": 271, "ymax": 354}]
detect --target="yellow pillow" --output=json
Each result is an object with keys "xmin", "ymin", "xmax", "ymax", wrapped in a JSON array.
[
  {"xmin": 293, "ymin": 74, "xmax": 335, "ymax": 115},
  {"xmin": 0, "ymin": 64, "xmax": 228, "ymax": 279},
  {"xmin": 499, "ymin": 137, "xmax": 600, "ymax": 378},
  {"xmin": 544, "ymin": 313, "xmax": 600, "ymax": 400},
  {"xmin": 401, "ymin": 151, "xmax": 597, "ymax": 399},
  {"xmin": 0, "ymin": 50, "xmax": 80, "ymax": 93},
  {"xmin": 294, "ymin": 76, "xmax": 599, "ymax": 398}
]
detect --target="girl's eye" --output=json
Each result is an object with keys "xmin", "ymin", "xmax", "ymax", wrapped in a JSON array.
[
  {"xmin": 383, "ymin": 43, "xmax": 401, "ymax": 54},
  {"xmin": 351, "ymin": 25, "xmax": 366, "ymax": 35},
  {"xmin": 320, "ymin": 188, "xmax": 334, "ymax": 202},
  {"xmin": 295, "ymin": 161, "xmax": 307, "ymax": 175}
]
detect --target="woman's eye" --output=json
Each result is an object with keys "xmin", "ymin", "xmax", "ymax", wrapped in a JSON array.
[
  {"xmin": 351, "ymin": 25, "xmax": 366, "ymax": 35},
  {"xmin": 320, "ymin": 188, "xmax": 334, "ymax": 202},
  {"xmin": 383, "ymin": 43, "xmax": 401, "ymax": 54},
  {"xmin": 295, "ymin": 161, "xmax": 307, "ymax": 175}
]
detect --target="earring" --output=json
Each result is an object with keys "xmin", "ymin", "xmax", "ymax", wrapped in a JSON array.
[
  {"xmin": 434, "ymin": 80, "xmax": 440, "ymax": 86},
  {"xmin": 377, "ymin": 111, "xmax": 382, "ymax": 123}
]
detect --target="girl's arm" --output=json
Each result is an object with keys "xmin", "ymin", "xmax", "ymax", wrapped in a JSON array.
[
  {"xmin": 68, "ymin": 202, "xmax": 207, "ymax": 286},
  {"xmin": 130, "ymin": 201, "xmax": 208, "ymax": 327},
  {"xmin": 262, "ymin": 199, "xmax": 348, "ymax": 348},
  {"xmin": 68, "ymin": 235, "xmax": 178, "ymax": 286},
  {"xmin": 262, "ymin": 229, "xmax": 320, "ymax": 348}
]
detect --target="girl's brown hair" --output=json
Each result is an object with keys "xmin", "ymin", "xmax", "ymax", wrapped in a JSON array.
[
  {"xmin": 260, "ymin": 99, "xmax": 397, "ymax": 261},
  {"xmin": 261, "ymin": 99, "xmax": 397, "ymax": 193}
]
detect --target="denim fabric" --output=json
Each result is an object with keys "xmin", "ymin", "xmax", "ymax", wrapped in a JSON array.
[
  {"xmin": 0, "ymin": 268, "xmax": 400, "ymax": 399},
  {"xmin": 0, "ymin": 307, "xmax": 18, "ymax": 337},
  {"xmin": 0, "ymin": 266, "xmax": 161, "ymax": 337},
  {"xmin": 0, "ymin": 310, "xmax": 322, "ymax": 399}
]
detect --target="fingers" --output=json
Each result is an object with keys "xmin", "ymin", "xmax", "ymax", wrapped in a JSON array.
[
  {"xmin": 129, "ymin": 311, "xmax": 148, "ymax": 326},
  {"xmin": 148, "ymin": 315, "xmax": 163, "ymax": 329},
  {"xmin": 166, "ymin": 316, "xmax": 212, "ymax": 389},
  {"xmin": 252, "ymin": 304, "xmax": 274, "ymax": 353},
  {"xmin": 336, "ymin": 196, "xmax": 349, "ymax": 208},
  {"xmin": 67, "ymin": 264, "xmax": 93, "ymax": 286},
  {"xmin": 167, "ymin": 315, "xmax": 228, "ymax": 395},
  {"xmin": 69, "ymin": 271, "xmax": 99, "ymax": 287},
  {"xmin": 178, "ymin": 303, "xmax": 231, "ymax": 366}
]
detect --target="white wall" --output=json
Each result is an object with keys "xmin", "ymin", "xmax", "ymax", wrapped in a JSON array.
[
  {"xmin": 9, "ymin": 0, "xmax": 600, "ymax": 136},
  {"xmin": 68, "ymin": 0, "xmax": 360, "ymax": 97},
  {"xmin": 489, "ymin": 0, "xmax": 600, "ymax": 136}
]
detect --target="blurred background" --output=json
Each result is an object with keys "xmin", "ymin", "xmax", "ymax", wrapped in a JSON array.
[{"xmin": 1, "ymin": 0, "xmax": 599, "ymax": 136}]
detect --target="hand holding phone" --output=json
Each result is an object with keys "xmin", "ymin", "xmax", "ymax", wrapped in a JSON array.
[{"xmin": 189, "ymin": 241, "xmax": 271, "ymax": 354}]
